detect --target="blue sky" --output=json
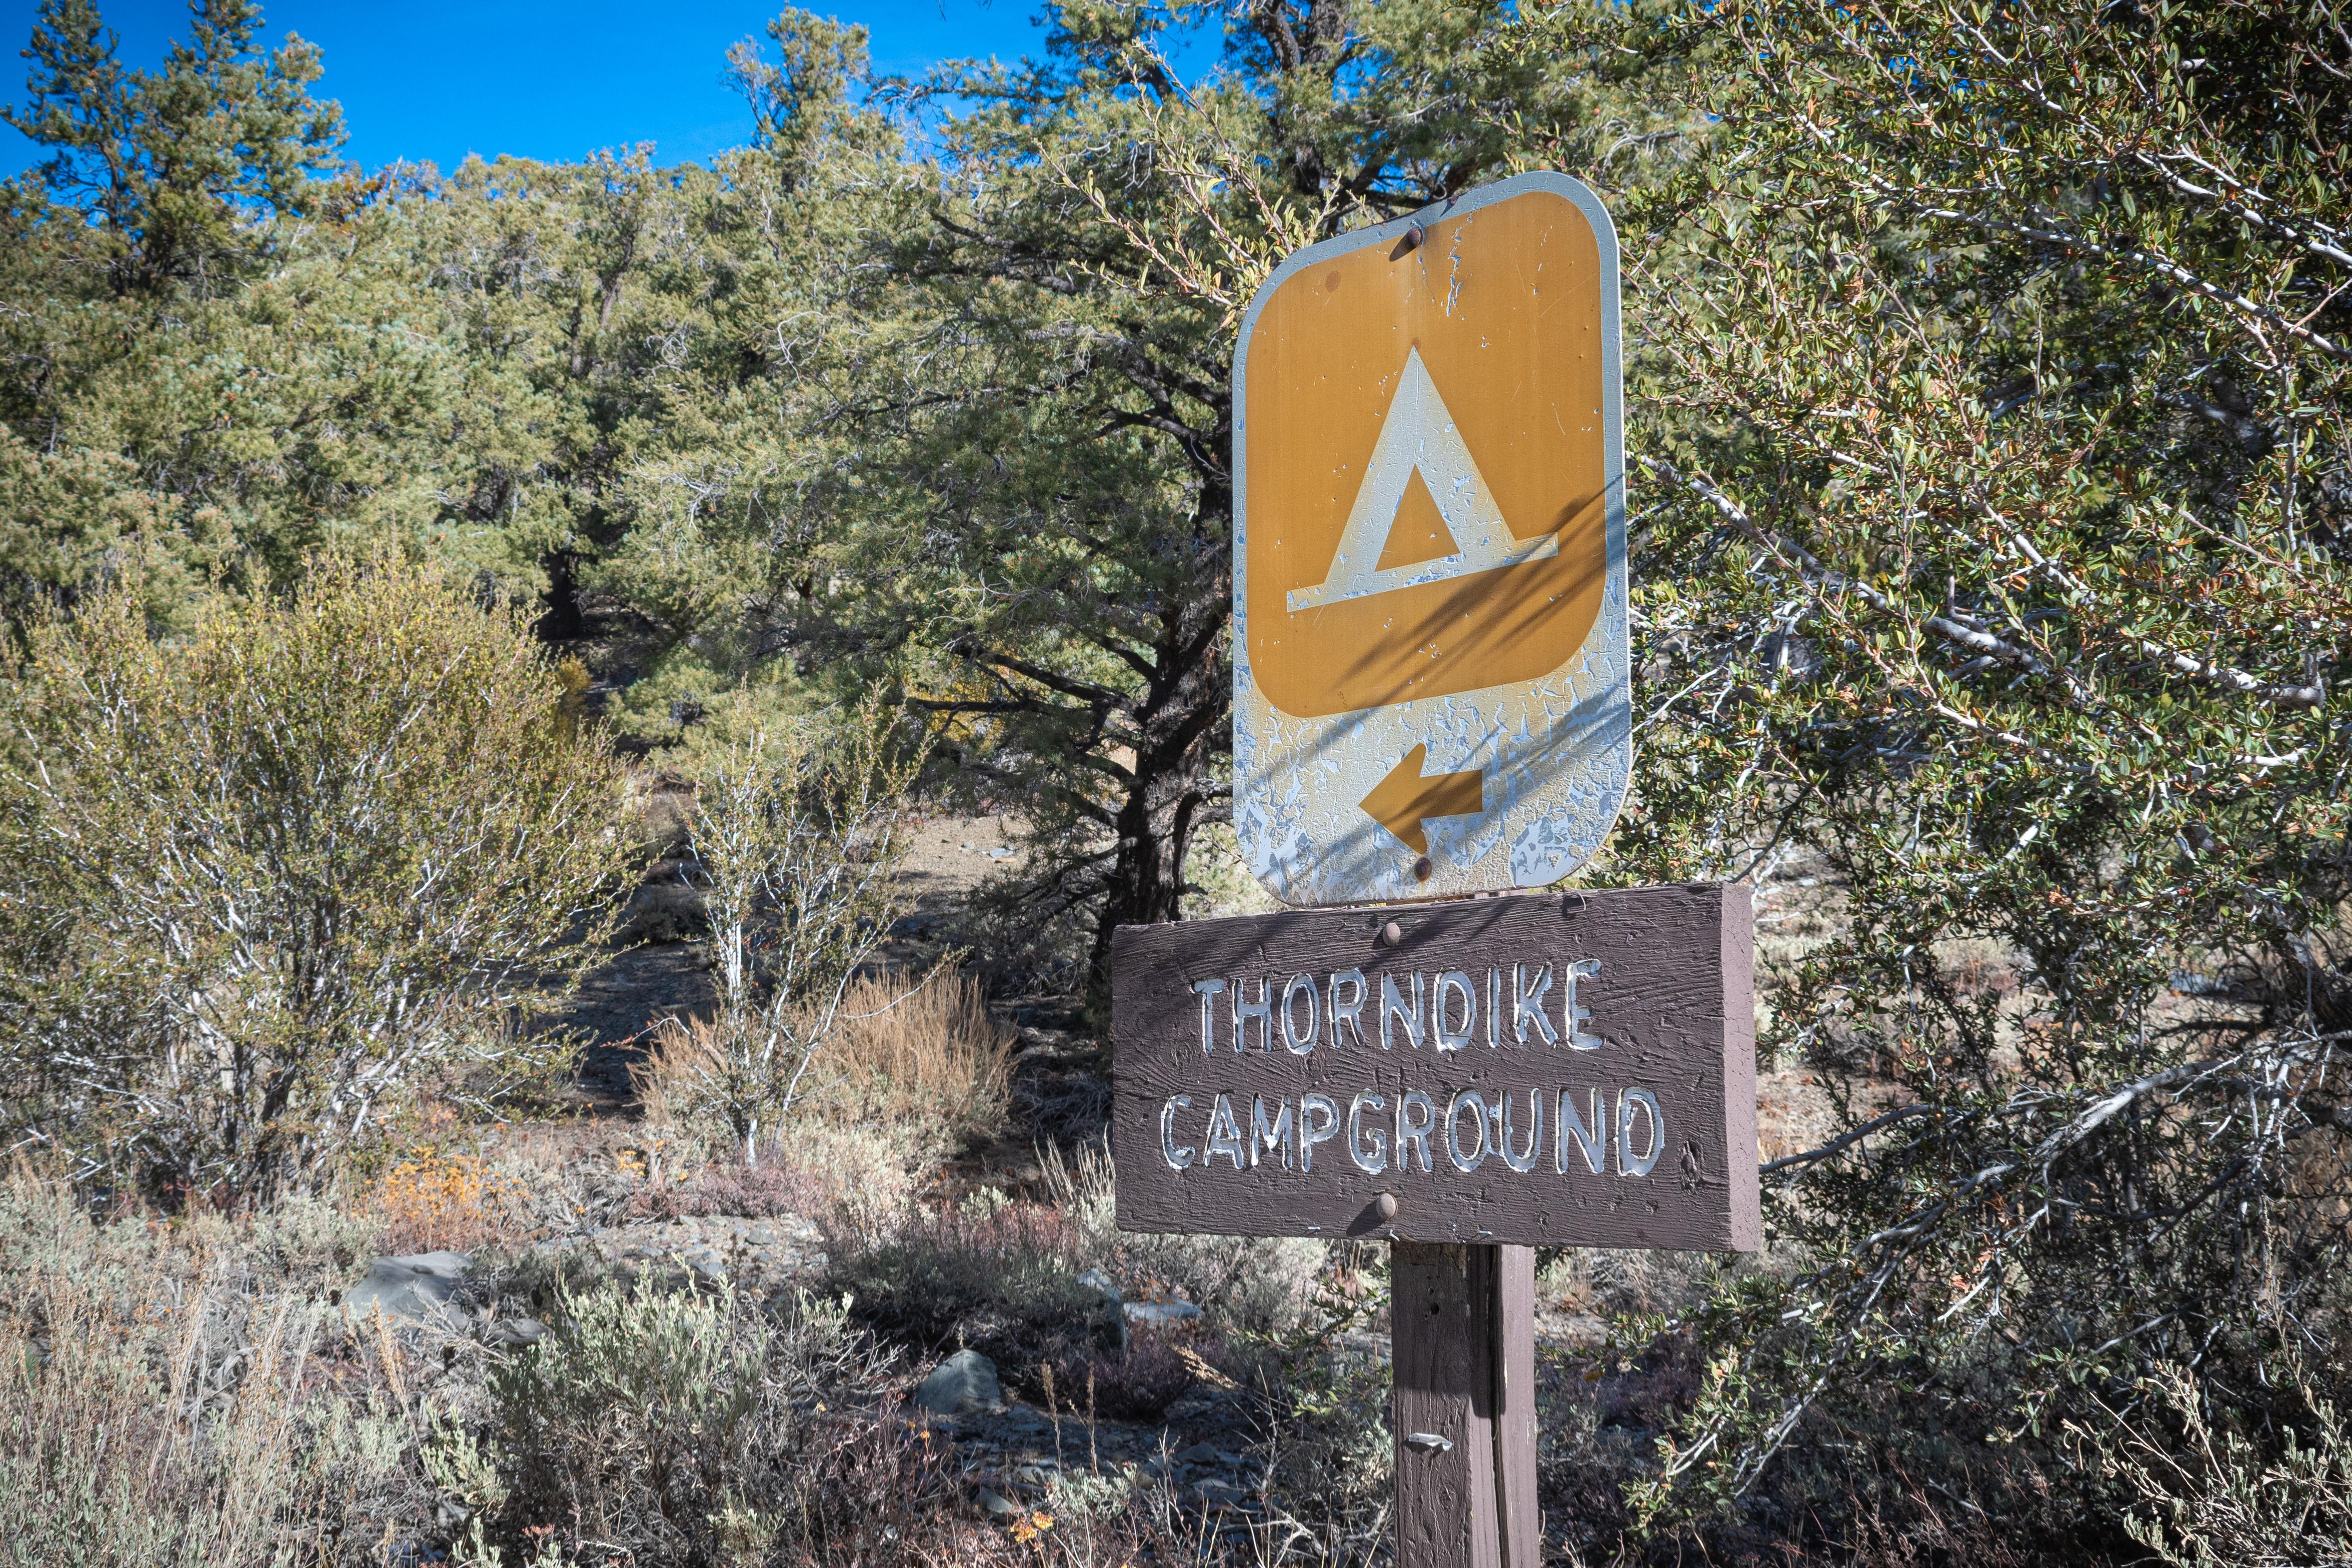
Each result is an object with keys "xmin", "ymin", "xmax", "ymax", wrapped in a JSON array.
[{"xmin": 0, "ymin": 0, "xmax": 1217, "ymax": 177}]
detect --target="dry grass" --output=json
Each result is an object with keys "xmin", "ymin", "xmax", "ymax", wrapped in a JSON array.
[
  {"xmin": 628, "ymin": 1157, "xmax": 823, "ymax": 1221},
  {"xmin": 772, "ymin": 1408, "xmax": 1233, "ymax": 1568},
  {"xmin": 1755, "ymin": 1063, "xmax": 1846, "ymax": 1167},
  {"xmin": 1040, "ymin": 1142, "xmax": 1328, "ymax": 1342},
  {"xmin": 0, "ymin": 1176, "xmax": 425, "ymax": 1566},
  {"xmin": 629, "ymin": 966, "xmax": 1017, "ymax": 1221},
  {"xmin": 629, "ymin": 768, "xmax": 699, "ymax": 856},
  {"xmin": 813, "ymin": 968, "xmax": 1015, "ymax": 1134},
  {"xmin": 632, "ymin": 1012, "xmax": 727, "ymax": 1135},
  {"xmin": 821, "ymin": 1188, "xmax": 1105, "ymax": 1362},
  {"xmin": 0, "ymin": 1131, "xmax": 1417, "ymax": 1568},
  {"xmin": 784, "ymin": 1119, "xmax": 946, "ymax": 1212},
  {"xmin": 1538, "ymin": 1245, "xmax": 1727, "ymax": 1321},
  {"xmin": 635, "ymin": 966, "xmax": 1012, "ymax": 1154}
]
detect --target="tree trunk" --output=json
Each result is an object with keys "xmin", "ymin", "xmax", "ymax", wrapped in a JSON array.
[
  {"xmin": 1084, "ymin": 595, "xmax": 1227, "ymax": 1017},
  {"xmin": 1091, "ymin": 770, "xmax": 1192, "ymax": 993}
]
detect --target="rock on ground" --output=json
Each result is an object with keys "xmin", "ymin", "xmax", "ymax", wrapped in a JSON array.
[
  {"xmin": 344, "ymin": 1252, "xmax": 471, "ymax": 1324},
  {"xmin": 1076, "ymin": 1267, "xmax": 1128, "ymax": 1351},
  {"xmin": 1125, "ymin": 1298, "xmax": 1201, "ymax": 1327},
  {"xmin": 917, "ymin": 1348, "xmax": 1003, "ymax": 1415}
]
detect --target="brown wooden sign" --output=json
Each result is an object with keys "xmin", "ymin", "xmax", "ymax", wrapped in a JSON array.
[{"xmin": 1111, "ymin": 883, "xmax": 1760, "ymax": 1252}]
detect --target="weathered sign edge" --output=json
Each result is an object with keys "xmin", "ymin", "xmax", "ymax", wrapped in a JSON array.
[{"xmin": 1722, "ymin": 883, "xmax": 1764, "ymax": 1250}]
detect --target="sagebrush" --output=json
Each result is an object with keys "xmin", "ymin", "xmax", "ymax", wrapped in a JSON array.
[{"xmin": 0, "ymin": 557, "xmax": 630, "ymax": 1203}]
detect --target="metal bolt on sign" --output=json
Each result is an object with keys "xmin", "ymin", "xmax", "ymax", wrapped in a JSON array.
[{"xmin": 1110, "ymin": 172, "xmax": 1762, "ymax": 1568}]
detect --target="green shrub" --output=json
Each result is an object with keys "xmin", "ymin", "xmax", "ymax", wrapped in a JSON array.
[
  {"xmin": 1490, "ymin": 0, "xmax": 2352, "ymax": 1535},
  {"xmin": 2078, "ymin": 1364, "xmax": 2352, "ymax": 1568},
  {"xmin": 462, "ymin": 1273, "xmax": 870, "ymax": 1565},
  {"xmin": 0, "ymin": 556, "xmax": 632, "ymax": 1204}
]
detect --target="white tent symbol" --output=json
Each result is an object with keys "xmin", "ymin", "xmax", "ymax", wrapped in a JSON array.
[{"xmin": 1286, "ymin": 347, "xmax": 1557, "ymax": 613}]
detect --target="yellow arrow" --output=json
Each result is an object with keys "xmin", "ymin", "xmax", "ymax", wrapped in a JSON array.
[{"xmin": 1360, "ymin": 744, "xmax": 1485, "ymax": 854}]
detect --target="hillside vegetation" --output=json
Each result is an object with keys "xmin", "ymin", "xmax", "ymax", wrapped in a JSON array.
[{"xmin": 1, "ymin": 0, "xmax": 2347, "ymax": 1564}]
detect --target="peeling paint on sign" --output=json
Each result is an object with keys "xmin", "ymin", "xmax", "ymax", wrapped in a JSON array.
[{"xmin": 1232, "ymin": 172, "xmax": 1631, "ymax": 907}]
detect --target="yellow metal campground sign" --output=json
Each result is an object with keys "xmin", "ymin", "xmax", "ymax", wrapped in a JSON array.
[{"xmin": 1232, "ymin": 172, "xmax": 1630, "ymax": 907}]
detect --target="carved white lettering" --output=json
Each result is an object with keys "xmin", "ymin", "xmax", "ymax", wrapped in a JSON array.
[
  {"xmin": 1152, "ymin": 1076, "xmax": 1667, "ymax": 1185},
  {"xmin": 1380, "ymin": 972, "xmax": 1425, "ymax": 1051},
  {"xmin": 1513, "ymin": 963, "xmax": 1559, "ymax": 1045},
  {"xmin": 1252, "ymin": 1095, "xmax": 1294, "ymax": 1169},
  {"xmin": 1396, "ymin": 1089, "xmax": 1437, "ymax": 1173},
  {"xmin": 1348, "ymin": 1091, "xmax": 1389, "ymax": 1174},
  {"xmin": 1493, "ymin": 1088, "xmax": 1542, "ymax": 1173},
  {"xmin": 1160, "ymin": 1094, "xmax": 1195, "ymax": 1171},
  {"xmin": 1434, "ymin": 970, "xmax": 1477, "ymax": 1052},
  {"xmin": 1558, "ymin": 1086, "xmax": 1607, "ymax": 1175},
  {"xmin": 1191, "ymin": 978, "xmax": 1225, "ymax": 1055},
  {"xmin": 1446, "ymin": 1089, "xmax": 1490, "ymax": 1171},
  {"xmin": 1282, "ymin": 974, "xmax": 1320, "ymax": 1055},
  {"xmin": 1565, "ymin": 959, "xmax": 1604, "ymax": 1050},
  {"xmin": 1232, "ymin": 976, "xmax": 1274, "ymax": 1053},
  {"xmin": 1618, "ymin": 1088, "xmax": 1663, "ymax": 1177},
  {"xmin": 1328, "ymin": 968, "xmax": 1367, "ymax": 1049},
  {"xmin": 1300, "ymin": 1093, "xmax": 1341, "ymax": 1173},
  {"xmin": 1204, "ymin": 1094, "xmax": 1248, "ymax": 1170}
]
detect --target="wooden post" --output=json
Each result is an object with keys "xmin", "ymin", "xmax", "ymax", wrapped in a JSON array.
[
  {"xmin": 1490, "ymin": 1243, "xmax": 1540, "ymax": 1568},
  {"xmin": 1393, "ymin": 1242, "xmax": 1539, "ymax": 1568},
  {"xmin": 1109, "ymin": 887, "xmax": 1762, "ymax": 1558}
]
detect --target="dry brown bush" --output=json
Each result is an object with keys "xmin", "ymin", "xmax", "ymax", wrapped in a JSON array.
[
  {"xmin": 814, "ymin": 968, "xmax": 1014, "ymax": 1134},
  {"xmin": 632, "ymin": 1013, "xmax": 728, "ymax": 1136},
  {"xmin": 1040, "ymin": 1142, "xmax": 1326, "ymax": 1342},
  {"xmin": 626, "ymin": 1158, "xmax": 823, "ymax": 1222},
  {"xmin": 636, "ymin": 967, "xmax": 1011, "ymax": 1156},
  {"xmin": 771, "ymin": 1401, "xmax": 1207, "ymax": 1568},
  {"xmin": 371, "ymin": 1145, "xmax": 543, "ymax": 1256},
  {"xmin": 1046, "ymin": 1331, "xmax": 1200, "ymax": 1422},
  {"xmin": 821, "ymin": 1189, "xmax": 1104, "ymax": 1364},
  {"xmin": 655, "ymin": 703, "xmax": 924, "ymax": 1164}
]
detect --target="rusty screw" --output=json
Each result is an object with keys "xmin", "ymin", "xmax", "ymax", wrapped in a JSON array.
[{"xmin": 1413, "ymin": 857, "xmax": 1434, "ymax": 882}]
